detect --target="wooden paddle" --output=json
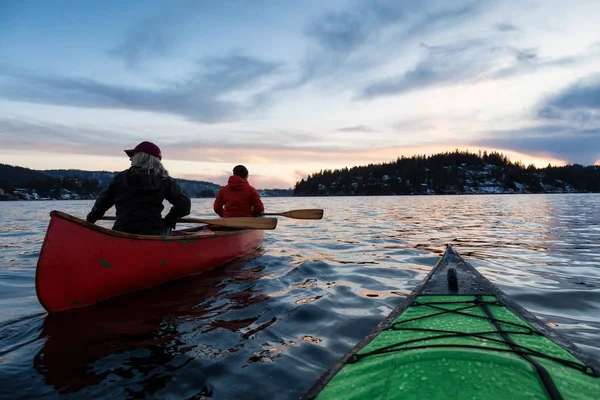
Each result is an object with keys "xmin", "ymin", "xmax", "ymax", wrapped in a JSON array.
[
  {"xmin": 99, "ymin": 216, "xmax": 278, "ymax": 230},
  {"xmin": 262, "ymin": 209, "xmax": 324, "ymax": 220}
]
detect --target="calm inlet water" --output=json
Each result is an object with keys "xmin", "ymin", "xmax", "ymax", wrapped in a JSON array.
[{"xmin": 1, "ymin": 194, "xmax": 599, "ymax": 399}]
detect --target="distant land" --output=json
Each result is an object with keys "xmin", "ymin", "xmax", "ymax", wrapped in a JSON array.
[
  {"xmin": 3, "ymin": 150, "xmax": 599, "ymax": 201},
  {"xmin": 294, "ymin": 150, "xmax": 600, "ymax": 196},
  {"xmin": 0, "ymin": 165, "xmax": 293, "ymax": 200}
]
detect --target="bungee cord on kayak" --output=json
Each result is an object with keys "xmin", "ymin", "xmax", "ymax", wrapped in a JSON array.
[
  {"xmin": 390, "ymin": 299, "xmax": 531, "ymax": 329},
  {"xmin": 348, "ymin": 299, "xmax": 597, "ymax": 377},
  {"xmin": 302, "ymin": 245, "xmax": 600, "ymax": 400},
  {"xmin": 477, "ymin": 294, "xmax": 565, "ymax": 400}
]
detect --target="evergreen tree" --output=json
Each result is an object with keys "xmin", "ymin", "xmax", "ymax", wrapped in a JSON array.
[{"xmin": 292, "ymin": 151, "xmax": 600, "ymax": 196}]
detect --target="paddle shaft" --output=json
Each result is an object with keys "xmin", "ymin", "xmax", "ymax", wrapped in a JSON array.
[
  {"xmin": 262, "ymin": 209, "xmax": 324, "ymax": 220},
  {"xmin": 98, "ymin": 216, "xmax": 277, "ymax": 230}
]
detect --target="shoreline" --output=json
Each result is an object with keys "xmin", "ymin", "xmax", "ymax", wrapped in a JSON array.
[{"xmin": 2, "ymin": 191, "xmax": 598, "ymax": 202}]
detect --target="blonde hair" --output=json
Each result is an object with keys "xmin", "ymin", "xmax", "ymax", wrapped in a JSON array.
[{"xmin": 131, "ymin": 152, "xmax": 169, "ymax": 178}]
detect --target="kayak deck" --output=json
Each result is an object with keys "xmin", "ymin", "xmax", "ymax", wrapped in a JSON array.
[{"xmin": 303, "ymin": 245, "xmax": 600, "ymax": 400}]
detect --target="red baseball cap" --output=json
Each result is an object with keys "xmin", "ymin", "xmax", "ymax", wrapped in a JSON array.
[{"xmin": 124, "ymin": 141, "xmax": 162, "ymax": 160}]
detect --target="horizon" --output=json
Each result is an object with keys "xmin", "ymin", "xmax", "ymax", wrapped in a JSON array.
[
  {"xmin": 1, "ymin": 1, "xmax": 600, "ymax": 189},
  {"xmin": 4, "ymin": 148, "xmax": 595, "ymax": 191}
]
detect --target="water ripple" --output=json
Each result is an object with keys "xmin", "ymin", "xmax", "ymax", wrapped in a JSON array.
[{"xmin": 0, "ymin": 194, "xmax": 599, "ymax": 399}]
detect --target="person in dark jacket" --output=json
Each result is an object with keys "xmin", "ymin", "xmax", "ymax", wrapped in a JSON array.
[
  {"xmin": 213, "ymin": 165, "xmax": 264, "ymax": 218},
  {"xmin": 86, "ymin": 141, "xmax": 191, "ymax": 235}
]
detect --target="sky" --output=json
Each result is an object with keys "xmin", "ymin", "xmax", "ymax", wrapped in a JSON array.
[{"xmin": 1, "ymin": 0, "xmax": 600, "ymax": 189}]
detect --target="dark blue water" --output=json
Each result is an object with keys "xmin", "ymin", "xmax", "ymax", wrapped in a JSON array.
[{"xmin": 1, "ymin": 195, "xmax": 599, "ymax": 399}]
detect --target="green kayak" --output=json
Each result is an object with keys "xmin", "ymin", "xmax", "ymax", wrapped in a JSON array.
[{"xmin": 303, "ymin": 245, "xmax": 600, "ymax": 400}]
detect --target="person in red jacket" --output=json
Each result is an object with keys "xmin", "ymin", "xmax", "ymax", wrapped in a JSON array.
[{"xmin": 213, "ymin": 165, "xmax": 265, "ymax": 218}]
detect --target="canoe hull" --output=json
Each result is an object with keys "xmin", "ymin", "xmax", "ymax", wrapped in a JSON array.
[{"xmin": 36, "ymin": 211, "xmax": 264, "ymax": 312}]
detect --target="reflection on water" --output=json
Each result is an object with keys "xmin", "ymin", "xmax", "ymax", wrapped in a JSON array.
[
  {"xmin": 33, "ymin": 254, "xmax": 267, "ymax": 398},
  {"xmin": 0, "ymin": 195, "xmax": 599, "ymax": 399}
]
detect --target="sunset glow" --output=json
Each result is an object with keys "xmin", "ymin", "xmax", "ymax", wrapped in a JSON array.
[{"xmin": 1, "ymin": 1, "xmax": 600, "ymax": 188}]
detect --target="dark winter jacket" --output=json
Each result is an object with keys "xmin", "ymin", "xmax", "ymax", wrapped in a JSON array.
[
  {"xmin": 213, "ymin": 175, "xmax": 264, "ymax": 218},
  {"xmin": 86, "ymin": 167, "xmax": 191, "ymax": 235}
]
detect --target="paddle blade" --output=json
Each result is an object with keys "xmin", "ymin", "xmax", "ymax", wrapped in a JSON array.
[{"xmin": 264, "ymin": 209, "xmax": 324, "ymax": 219}]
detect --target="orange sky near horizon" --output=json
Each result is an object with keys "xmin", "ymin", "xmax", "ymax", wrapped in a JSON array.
[
  {"xmin": 0, "ymin": 145, "xmax": 573, "ymax": 189},
  {"xmin": 2, "ymin": 1, "xmax": 600, "ymax": 189}
]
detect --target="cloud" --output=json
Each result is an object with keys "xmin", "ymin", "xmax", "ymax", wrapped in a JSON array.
[
  {"xmin": 537, "ymin": 105, "xmax": 600, "ymax": 127},
  {"xmin": 177, "ymin": 172, "xmax": 229, "ymax": 186},
  {"xmin": 293, "ymin": 169, "xmax": 311, "ymax": 180},
  {"xmin": 305, "ymin": 11, "xmax": 372, "ymax": 53},
  {"xmin": 0, "ymin": 53, "xmax": 283, "ymax": 123},
  {"xmin": 490, "ymin": 47, "xmax": 586, "ymax": 80},
  {"xmin": 0, "ymin": 115, "xmax": 474, "ymax": 168},
  {"xmin": 537, "ymin": 105, "xmax": 564, "ymax": 120},
  {"xmin": 108, "ymin": 1, "xmax": 201, "ymax": 68},
  {"xmin": 0, "ymin": 116, "xmax": 369, "ymax": 159},
  {"xmin": 515, "ymin": 48, "xmax": 537, "ymax": 61},
  {"xmin": 306, "ymin": 1, "xmax": 479, "ymax": 54},
  {"xmin": 358, "ymin": 41, "xmax": 600, "ymax": 100},
  {"xmin": 535, "ymin": 74, "xmax": 600, "ymax": 129},
  {"xmin": 110, "ymin": 15, "xmax": 172, "ymax": 68},
  {"xmin": 400, "ymin": 2, "xmax": 481, "ymax": 40},
  {"xmin": 248, "ymin": 174, "xmax": 292, "ymax": 189},
  {"xmin": 359, "ymin": 40, "xmax": 492, "ymax": 99},
  {"xmin": 542, "ymin": 74, "xmax": 600, "ymax": 111},
  {"xmin": 481, "ymin": 70, "xmax": 600, "ymax": 164},
  {"xmin": 392, "ymin": 117, "xmax": 440, "ymax": 132},
  {"xmin": 474, "ymin": 125, "xmax": 600, "ymax": 165},
  {"xmin": 293, "ymin": 0, "xmax": 482, "ymax": 85},
  {"xmin": 179, "ymin": 171, "xmax": 292, "ymax": 189},
  {"xmin": 496, "ymin": 22, "xmax": 518, "ymax": 32},
  {"xmin": 0, "ymin": 118, "xmax": 130, "ymax": 151},
  {"xmin": 336, "ymin": 125, "xmax": 377, "ymax": 132}
]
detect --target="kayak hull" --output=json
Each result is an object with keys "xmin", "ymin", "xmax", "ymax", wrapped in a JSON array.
[
  {"xmin": 303, "ymin": 245, "xmax": 600, "ymax": 400},
  {"xmin": 35, "ymin": 211, "xmax": 264, "ymax": 312}
]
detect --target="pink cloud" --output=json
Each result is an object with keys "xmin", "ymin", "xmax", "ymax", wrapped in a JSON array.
[
  {"xmin": 177, "ymin": 172, "xmax": 229, "ymax": 186},
  {"xmin": 247, "ymin": 175, "xmax": 292, "ymax": 189},
  {"xmin": 3, "ymin": 136, "xmax": 570, "ymax": 189}
]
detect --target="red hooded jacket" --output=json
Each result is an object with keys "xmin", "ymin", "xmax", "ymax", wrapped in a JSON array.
[{"xmin": 213, "ymin": 175, "xmax": 264, "ymax": 218}]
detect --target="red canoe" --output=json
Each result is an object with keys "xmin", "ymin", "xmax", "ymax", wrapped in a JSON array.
[{"xmin": 36, "ymin": 211, "xmax": 265, "ymax": 312}]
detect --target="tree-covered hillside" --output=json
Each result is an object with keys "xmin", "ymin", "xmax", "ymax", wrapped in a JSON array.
[
  {"xmin": 43, "ymin": 170, "xmax": 222, "ymax": 198},
  {"xmin": 294, "ymin": 150, "xmax": 600, "ymax": 196},
  {"xmin": 0, "ymin": 165, "xmax": 222, "ymax": 200},
  {"xmin": 0, "ymin": 164, "xmax": 102, "ymax": 199}
]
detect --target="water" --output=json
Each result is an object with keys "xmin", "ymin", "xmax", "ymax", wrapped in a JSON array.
[{"xmin": 0, "ymin": 194, "xmax": 599, "ymax": 399}]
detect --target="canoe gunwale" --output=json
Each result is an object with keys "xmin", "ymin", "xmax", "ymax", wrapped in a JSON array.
[
  {"xmin": 49, "ymin": 210, "xmax": 256, "ymax": 241},
  {"xmin": 301, "ymin": 244, "xmax": 600, "ymax": 399},
  {"xmin": 36, "ymin": 211, "xmax": 265, "ymax": 312}
]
